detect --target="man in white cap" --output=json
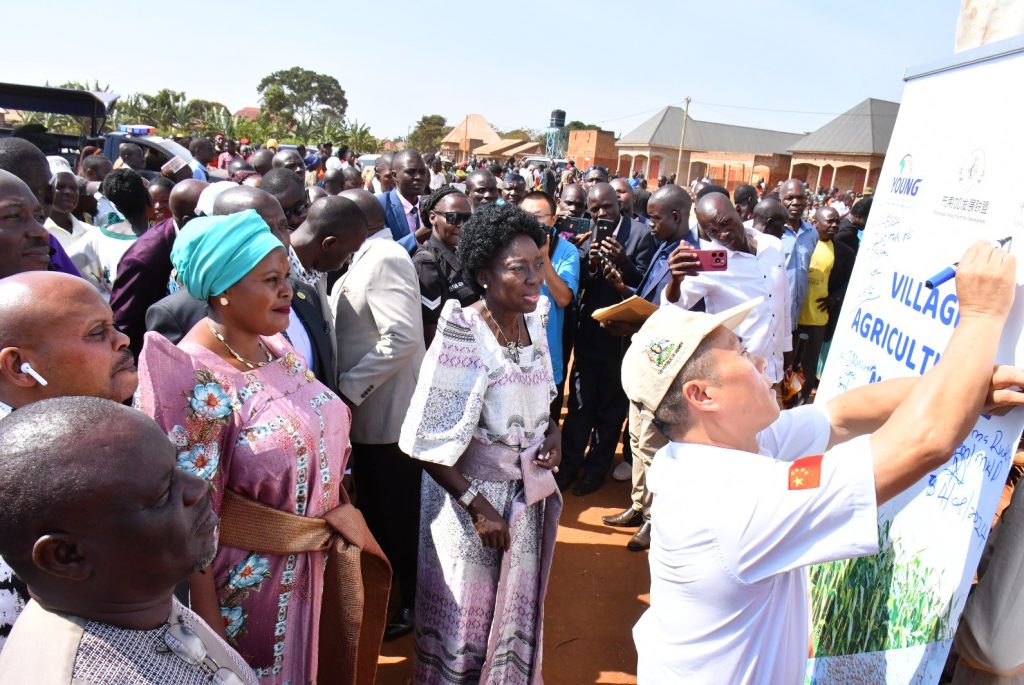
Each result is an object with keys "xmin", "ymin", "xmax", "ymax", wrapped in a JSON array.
[{"xmin": 625, "ymin": 241, "xmax": 1024, "ymax": 683}]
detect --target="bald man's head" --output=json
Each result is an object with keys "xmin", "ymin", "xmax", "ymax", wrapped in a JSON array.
[
  {"xmin": 0, "ymin": 138, "xmax": 51, "ymax": 210},
  {"xmin": 752, "ymin": 198, "xmax": 788, "ymax": 238},
  {"xmin": 250, "ymin": 148, "xmax": 274, "ymax": 175},
  {"xmin": 322, "ymin": 168, "xmax": 345, "ymax": 195},
  {"xmin": 647, "ymin": 184, "xmax": 693, "ymax": 243},
  {"xmin": 695, "ymin": 193, "xmax": 749, "ymax": 253},
  {"xmin": 272, "ymin": 149, "xmax": 305, "ymax": 178},
  {"xmin": 340, "ymin": 189, "xmax": 385, "ymax": 233},
  {"xmin": 0, "ymin": 397, "xmax": 218, "ymax": 605},
  {"xmin": 610, "ymin": 177, "xmax": 635, "ymax": 216},
  {"xmin": 168, "ymin": 179, "xmax": 207, "ymax": 228},
  {"xmin": 780, "ymin": 178, "xmax": 807, "ymax": 224},
  {"xmin": 291, "ymin": 196, "xmax": 368, "ymax": 272},
  {"xmin": 559, "ymin": 183, "xmax": 587, "ymax": 217},
  {"xmin": 0, "ymin": 272, "xmax": 136, "ymax": 407},
  {"xmin": 586, "ymin": 182, "xmax": 621, "ymax": 225},
  {"xmin": 465, "ymin": 169, "xmax": 500, "ymax": 210},
  {"xmin": 213, "ymin": 186, "xmax": 289, "ymax": 244}
]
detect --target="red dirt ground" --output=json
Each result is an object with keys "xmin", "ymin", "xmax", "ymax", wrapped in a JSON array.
[{"xmin": 375, "ymin": 464, "xmax": 649, "ymax": 685}]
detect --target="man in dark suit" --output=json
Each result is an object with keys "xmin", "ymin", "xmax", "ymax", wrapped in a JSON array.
[
  {"xmin": 376, "ymin": 149, "xmax": 427, "ymax": 254},
  {"xmin": 557, "ymin": 182, "xmax": 656, "ymax": 496},
  {"xmin": 599, "ymin": 184, "xmax": 700, "ymax": 550},
  {"xmin": 111, "ymin": 179, "xmax": 207, "ymax": 358},
  {"xmin": 835, "ymin": 195, "xmax": 871, "ymax": 257}
]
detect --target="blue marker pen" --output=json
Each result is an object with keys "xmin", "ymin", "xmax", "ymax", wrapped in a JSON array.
[{"xmin": 925, "ymin": 236, "xmax": 1013, "ymax": 289}]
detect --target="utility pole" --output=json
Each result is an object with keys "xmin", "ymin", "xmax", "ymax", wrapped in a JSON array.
[{"xmin": 675, "ymin": 96, "xmax": 691, "ymax": 183}]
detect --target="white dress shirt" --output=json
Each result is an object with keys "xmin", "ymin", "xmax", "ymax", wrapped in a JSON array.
[
  {"xmin": 635, "ymin": 405, "xmax": 878, "ymax": 684},
  {"xmin": 662, "ymin": 229, "xmax": 792, "ymax": 383},
  {"xmin": 284, "ymin": 309, "xmax": 314, "ymax": 368}
]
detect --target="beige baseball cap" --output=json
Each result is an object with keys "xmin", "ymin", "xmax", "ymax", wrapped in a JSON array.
[{"xmin": 622, "ymin": 298, "xmax": 763, "ymax": 419}]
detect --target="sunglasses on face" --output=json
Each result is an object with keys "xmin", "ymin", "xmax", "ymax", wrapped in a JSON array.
[{"xmin": 437, "ymin": 211, "xmax": 471, "ymax": 225}]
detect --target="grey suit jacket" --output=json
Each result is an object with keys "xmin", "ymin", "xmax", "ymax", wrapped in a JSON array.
[{"xmin": 330, "ymin": 233, "xmax": 425, "ymax": 444}]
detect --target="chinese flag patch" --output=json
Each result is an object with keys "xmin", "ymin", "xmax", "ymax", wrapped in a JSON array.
[{"xmin": 788, "ymin": 455, "xmax": 823, "ymax": 490}]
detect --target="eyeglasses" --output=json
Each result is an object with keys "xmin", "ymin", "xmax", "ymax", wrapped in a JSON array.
[
  {"xmin": 159, "ymin": 618, "xmax": 247, "ymax": 685},
  {"xmin": 437, "ymin": 211, "xmax": 471, "ymax": 226}
]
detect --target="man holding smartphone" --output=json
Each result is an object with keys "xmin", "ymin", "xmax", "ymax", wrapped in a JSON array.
[
  {"xmin": 557, "ymin": 182, "xmax": 656, "ymax": 496},
  {"xmin": 664, "ymin": 192, "xmax": 791, "ymax": 394}
]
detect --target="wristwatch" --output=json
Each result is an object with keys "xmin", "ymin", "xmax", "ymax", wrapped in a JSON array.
[{"xmin": 458, "ymin": 484, "xmax": 479, "ymax": 509}]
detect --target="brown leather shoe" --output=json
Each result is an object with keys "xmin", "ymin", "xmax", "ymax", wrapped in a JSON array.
[
  {"xmin": 602, "ymin": 508, "xmax": 644, "ymax": 528},
  {"xmin": 627, "ymin": 521, "xmax": 652, "ymax": 551}
]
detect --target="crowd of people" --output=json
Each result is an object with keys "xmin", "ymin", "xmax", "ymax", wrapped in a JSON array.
[{"xmin": 0, "ymin": 125, "xmax": 1019, "ymax": 685}]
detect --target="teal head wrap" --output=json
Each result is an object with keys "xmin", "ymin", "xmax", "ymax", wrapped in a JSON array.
[{"xmin": 171, "ymin": 209, "xmax": 284, "ymax": 300}]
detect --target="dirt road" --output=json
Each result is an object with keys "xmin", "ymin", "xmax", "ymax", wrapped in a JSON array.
[{"xmin": 375, "ymin": 471, "xmax": 650, "ymax": 684}]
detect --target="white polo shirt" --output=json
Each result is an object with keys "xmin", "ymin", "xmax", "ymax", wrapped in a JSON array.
[
  {"xmin": 635, "ymin": 405, "xmax": 878, "ymax": 684},
  {"xmin": 662, "ymin": 230, "xmax": 791, "ymax": 382}
]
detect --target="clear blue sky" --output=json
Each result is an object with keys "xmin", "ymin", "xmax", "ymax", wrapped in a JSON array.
[{"xmin": 5, "ymin": 0, "xmax": 961, "ymax": 139}]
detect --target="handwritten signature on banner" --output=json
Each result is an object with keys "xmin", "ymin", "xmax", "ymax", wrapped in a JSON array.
[{"xmin": 924, "ymin": 424, "xmax": 1013, "ymax": 547}]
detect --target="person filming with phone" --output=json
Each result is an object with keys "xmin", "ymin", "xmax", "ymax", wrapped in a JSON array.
[
  {"xmin": 556, "ymin": 182, "xmax": 656, "ymax": 496},
  {"xmin": 664, "ymin": 191, "xmax": 791, "ymax": 399}
]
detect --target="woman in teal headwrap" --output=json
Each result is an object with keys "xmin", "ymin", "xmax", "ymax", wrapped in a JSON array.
[{"xmin": 134, "ymin": 209, "xmax": 359, "ymax": 684}]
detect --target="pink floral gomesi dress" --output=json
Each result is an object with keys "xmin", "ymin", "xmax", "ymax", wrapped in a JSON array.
[{"xmin": 135, "ymin": 331, "xmax": 350, "ymax": 685}]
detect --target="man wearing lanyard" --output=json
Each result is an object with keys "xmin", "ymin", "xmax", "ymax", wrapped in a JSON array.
[
  {"xmin": 626, "ymin": 241, "xmax": 1022, "ymax": 683},
  {"xmin": 600, "ymin": 184, "xmax": 700, "ymax": 550}
]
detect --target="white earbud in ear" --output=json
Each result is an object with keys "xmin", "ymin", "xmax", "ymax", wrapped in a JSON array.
[{"xmin": 20, "ymin": 362, "xmax": 48, "ymax": 386}]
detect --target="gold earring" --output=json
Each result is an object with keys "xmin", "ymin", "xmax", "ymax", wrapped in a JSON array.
[{"xmin": 219, "ymin": 297, "xmax": 229, "ymax": 306}]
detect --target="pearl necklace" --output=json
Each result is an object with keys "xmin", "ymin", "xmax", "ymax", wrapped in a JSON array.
[{"xmin": 207, "ymin": 323, "xmax": 273, "ymax": 369}]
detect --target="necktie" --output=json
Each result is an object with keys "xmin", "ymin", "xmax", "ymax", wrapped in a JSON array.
[
  {"xmin": 410, "ymin": 205, "xmax": 420, "ymax": 233},
  {"xmin": 638, "ymin": 243, "xmax": 671, "ymax": 297}
]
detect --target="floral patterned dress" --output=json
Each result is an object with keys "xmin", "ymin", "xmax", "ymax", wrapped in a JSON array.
[{"xmin": 135, "ymin": 331, "xmax": 350, "ymax": 685}]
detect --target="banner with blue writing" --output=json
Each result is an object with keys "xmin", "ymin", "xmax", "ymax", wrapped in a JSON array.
[{"xmin": 806, "ymin": 43, "xmax": 1024, "ymax": 683}]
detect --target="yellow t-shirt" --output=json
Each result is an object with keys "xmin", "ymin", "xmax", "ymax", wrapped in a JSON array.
[{"xmin": 798, "ymin": 240, "xmax": 835, "ymax": 327}]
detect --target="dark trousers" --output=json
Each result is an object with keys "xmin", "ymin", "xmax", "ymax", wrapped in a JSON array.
[
  {"xmin": 560, "ymin": 354, "xmax": 629, "ymax": 480},
  {"xmin": 550, "ymin": 377, "xmax": 567, "ymax": 422},
  {"xmin": 351, "ymin": 441, "xmax": 422, "ymax": 610},
  {"xmin": 797, "ymin": 324, "xmax": 827, "ymax": 397}
]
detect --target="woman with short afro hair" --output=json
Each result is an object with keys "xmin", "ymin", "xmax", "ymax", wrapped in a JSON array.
[{"xmin": 399, "ymin": 202, "xmax": 563, "ymax": 684}]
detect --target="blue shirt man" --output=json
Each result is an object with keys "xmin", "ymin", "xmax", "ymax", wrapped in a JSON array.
[
  {"xmin": 521, "ymin": 192, "xmax": 580, "ymax": 387},
  {"xmin": 778, "ymin": 180, "xmax": 818, "ymax": 330},
  {"xmin": 542, "ymin": 236, "xmax": 580, "ymax": 385}
]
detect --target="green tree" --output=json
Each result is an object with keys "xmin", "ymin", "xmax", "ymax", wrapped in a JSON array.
[
  {"xmin": 344, "ymin": 120, "xmax": 378, "ymax": 154},
  {"xmin": 500, "ymin": 127, "xmax": 537, "ymax": 141},
  {"xmin": 566, "ymin": 120, "xmax": 600, "ymax": 131},
  {"xmin": 257, "ymin": 67, "xmax": 348, "ymax": 130},
  {"xmin": 407, "ymin": 115, "xmax": 450, "ymax": 152}
]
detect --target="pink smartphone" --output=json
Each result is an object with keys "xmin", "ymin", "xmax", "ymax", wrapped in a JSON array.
[{"xmin": 693, "ymin": 249, "xmax": 728, "ymax": 271}]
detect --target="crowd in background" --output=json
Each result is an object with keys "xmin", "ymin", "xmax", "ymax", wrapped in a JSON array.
[{"xmin": 0, "ymin": 124, "xmax": 887, "ymax": 684}]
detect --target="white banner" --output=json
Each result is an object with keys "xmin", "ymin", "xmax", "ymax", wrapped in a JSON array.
[{"xmin": 806, "ymin": 43, "xmax": 1024, "ymax": 684}]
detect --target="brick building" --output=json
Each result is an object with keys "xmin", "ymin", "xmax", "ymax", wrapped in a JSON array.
[
  {"xmin": 566, "ymin": 129, "xmax": 617, "ymax": 171},
  {"xmin": 615, "ymin": 106, "xmax": 802, "ymax": 189},
  {"xmin": 787, "ymin": 98, "xmax": 899, "ymax": 194}
]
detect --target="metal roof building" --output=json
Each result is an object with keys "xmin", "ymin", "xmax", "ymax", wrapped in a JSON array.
[
  {"xmin": 615, "ymin": 98, "xmax": 900, "ymax": 192},
  {"xmin": 787, "ymin": 98, "xmax": 900, "ymax": 193},
  {"xmin": 616, "ymin": 106, "xmax": 804, "ymax": 189}
]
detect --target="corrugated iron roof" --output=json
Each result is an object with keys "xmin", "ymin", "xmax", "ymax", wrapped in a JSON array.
[
  {"xmin": 473, "ymin": 138, "xmax": 524, "ymax": 155},
  {"xmin": 617, "ymin": 106, "xmax": 803, "ymax": 154},
  {"xmin": 789, "ymin": 98, "xmax": 900, "ymax": 154}
]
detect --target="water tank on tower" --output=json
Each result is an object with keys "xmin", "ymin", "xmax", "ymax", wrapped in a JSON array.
[{"xmin": 546, "ymin": 109, "xmax": 567, "ymax": 159}]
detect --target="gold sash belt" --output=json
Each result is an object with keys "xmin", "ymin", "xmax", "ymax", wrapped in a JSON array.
[{"xmin": 219, "ymin": 489, "xmax": 392, "ymax": 685}]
